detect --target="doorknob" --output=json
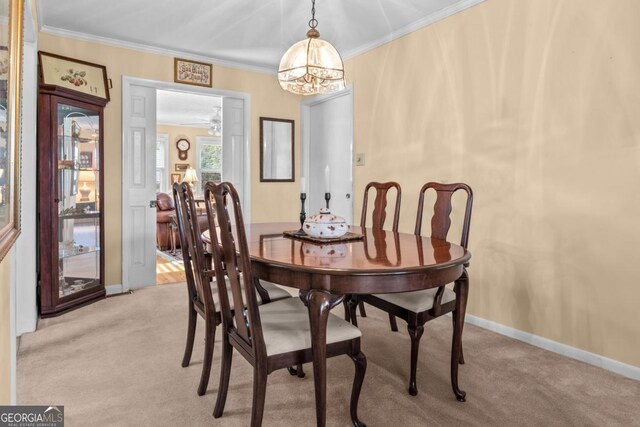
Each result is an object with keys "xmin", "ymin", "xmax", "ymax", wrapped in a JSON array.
[
  {"xmin": 346, "ymin": 193, "xmax": 351, "ymax": 199},
  {"xmin": 149, "ymin": 200, "xmax": 157, "ymax": 208}
]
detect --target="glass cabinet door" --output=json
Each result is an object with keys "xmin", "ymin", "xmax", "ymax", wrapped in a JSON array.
[{"xmin": 56, "ymin": 103, "xmax": 101, "ymax": 298}]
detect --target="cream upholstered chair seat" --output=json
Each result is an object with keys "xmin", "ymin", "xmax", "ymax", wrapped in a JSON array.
[
  {"xmin": 259, "ymin": 297, "xmax": 362, "ymax": 356},
  {"xmin": 373, "ymin": 287, "xmax": 456, "ymax": 314},
  {"xmin": 210, "ymin": 277, "xmax": 291, "ymax": 309}
]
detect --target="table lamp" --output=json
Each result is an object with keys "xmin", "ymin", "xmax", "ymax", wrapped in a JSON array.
[{"xmin": 183, "ymin": 167, "xmax": 199, "ymax": 190}]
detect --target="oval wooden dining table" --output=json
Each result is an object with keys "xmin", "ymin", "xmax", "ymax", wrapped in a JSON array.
[{"xmin": 203, "ymin": 222, "xmax": 471, "ymax": 427}]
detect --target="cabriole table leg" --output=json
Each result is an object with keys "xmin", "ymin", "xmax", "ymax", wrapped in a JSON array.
[{"xmin": 451, "ymin": 270, "xmax": 469, "ymax": 402}]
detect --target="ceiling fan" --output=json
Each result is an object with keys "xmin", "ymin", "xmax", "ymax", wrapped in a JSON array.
[{"xmin": 179, "ymin": 107, "xmax": 222, "ymax": 136}]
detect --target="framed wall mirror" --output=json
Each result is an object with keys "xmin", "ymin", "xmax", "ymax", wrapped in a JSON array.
[
  {"xmin": 0, "ymin": 0, "xmax": 24, "ymax": 262},
  {"xmin": 260, "ymin": 117, "xmax": 294, "ymax": 182}
]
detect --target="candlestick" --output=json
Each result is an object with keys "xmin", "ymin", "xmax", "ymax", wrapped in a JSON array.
[
  {"xmin": 324, "ymin": 192, "xmax": 331, "ymax": 209},
  {"xmin": 324, "ymin": 165, "xmax": 330, "ymax": 193},
  {"xmin": 299, "ymin": 192, "xmax": 307, "ymax": 233}
]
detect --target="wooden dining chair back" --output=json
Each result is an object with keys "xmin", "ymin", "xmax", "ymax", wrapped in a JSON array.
[
  {"xmin": 350, "ymin": 181, "xmax": 402, "ymax": 327},
  {"xmin": 354, "ymin": 181, "xmax": 473, "ymax": 399},
  {"xmin": 414, "ymin": 182, "xmax": 473, "ymax": 316},
  {"xmin": 175, "ymin": 182, "xmax": 295, "ymax": 400},
  {"xmin": 415, "ymin": 182, "xmax": 473, "ymax": 250},
  {"xmin": 173, "ymin": 182, "xmax": 218, "ymax": 396},
  {"xmin": 360, "ymin": 181, "xmax": 402, "ymax": 231},
  {"xmin": 205, "ymin": 181, "xmax": 267, "ymax": 361},
  {"xmin": 205, "ymin": 181, "xmax": 367, "ymax": 427}
]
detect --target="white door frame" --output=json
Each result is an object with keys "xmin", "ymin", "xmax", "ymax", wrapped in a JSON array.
[
  {"xmin": 15, "ymin": 41, "xmax": 39, "ymax": 338},
  {"xmin": 300, "ymin": 85, "xmax": 355, "ymax": 221},
  {"xmin": 121, "ymin": 76, "xmax": 252, "ymax": 292}
]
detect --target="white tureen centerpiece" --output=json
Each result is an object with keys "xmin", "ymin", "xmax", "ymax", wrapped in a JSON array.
[{"xmin": 303, "ymin": 208, "xmax": 348, "ymax": 239}]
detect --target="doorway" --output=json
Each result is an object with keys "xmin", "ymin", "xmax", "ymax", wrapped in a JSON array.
[
  {"xmin": 301, "ymin": 86, "xmax": 354, "ymax": 223},
  {"xmin": 120, "ymin": 77, "xmax": 251, "ymax": 292},
  {"xmin": 154, "ymin": 89, "xmax": 223, "ymax": 285}
]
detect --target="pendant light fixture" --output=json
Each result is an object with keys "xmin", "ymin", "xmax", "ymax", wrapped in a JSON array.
[{"xmin": 278, "ymin": 0, "xmax": 345, "ymax": 95}]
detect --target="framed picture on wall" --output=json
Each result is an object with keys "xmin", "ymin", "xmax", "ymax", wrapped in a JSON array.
[
  {"xmin": 175, "ymin": 163, "xmax": 189, "ymax": 172},
  {"xmin": 171, "ymin": 173, "xmax": 181, "ymax": 184},
  {"xmin": 39, "ymin": 51, "xmax": 110, "ymax": 101},
  {"xmin": 0, "ymin": 0, "xmax": 25, "ymax": 262},
  {"xmin": 174, "ymin": 57, "xmax": 212, "ymax": 87}
]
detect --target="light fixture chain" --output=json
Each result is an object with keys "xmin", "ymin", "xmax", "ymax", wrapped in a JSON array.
[{"xmin": 309, "ymin": 0, "xmax": 318, "ymax": 29}]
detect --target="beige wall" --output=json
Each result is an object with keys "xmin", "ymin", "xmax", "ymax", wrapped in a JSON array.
[
  {"xmin": 38, "ymin": 33, "xmax": 302, "ymax": 286},
  {"xmin": 0, "ymin": 255, "xmax": 10, "ymax": 403},
  {"xmin": 156, "ymin": 124, "xmax": 210, "ymax": 190},
  {"xmin": 35, "ymin": 0, "xmax": 640, "ymax": 369},
  {"xmin": 345, "ymin": 0, "xmax": 640, "ymax": 366}
]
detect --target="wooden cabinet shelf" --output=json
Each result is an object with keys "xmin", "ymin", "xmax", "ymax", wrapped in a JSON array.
[{"xmin": 59, "ymin": 211, "xmax": 100, "ymax": 220}]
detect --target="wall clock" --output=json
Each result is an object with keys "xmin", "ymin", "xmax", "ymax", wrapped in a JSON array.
[{"xmin": 176, "ymin": 138, "xmax": 190, "ymax": 160}]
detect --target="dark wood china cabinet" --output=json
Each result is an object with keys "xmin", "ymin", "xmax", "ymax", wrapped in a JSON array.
[{"xmin": 38, "ymin": 84, "xmax": 107, "ymax": 317}]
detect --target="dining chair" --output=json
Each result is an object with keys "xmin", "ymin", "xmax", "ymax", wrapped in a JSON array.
[
  {"xmin": 172, "ymin": 182, "xmax": 293, "ymax": 397},
  {"xmin": 352, "ymin": 182, "xmax": 473, "ymax": 397},
  {"xmin": 205, "ymin": 181, "xmax": 367, "ymax": 427},
  {"xmin": 346, "ymin": 181, "xmax": 402, "ymax": 331}
]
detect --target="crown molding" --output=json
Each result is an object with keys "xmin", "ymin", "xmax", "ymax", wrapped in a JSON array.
[
  {"xmin": 38, "ymin": 25, "xmax": 278, "ymax": 76},
  {"xmin": 37, "ymin": 0, "xmax": 485, "ymax": 76},
  {"xmin": 342, "ymin": 0, "xmax": 485, "ymax": 61}
]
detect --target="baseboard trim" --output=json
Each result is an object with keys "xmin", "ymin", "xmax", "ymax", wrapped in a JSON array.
[
  {"xmin": 105, "ymin": 284, "xmax": 124, "ymax": 296},
  {"xmin": 464, "ymin": 314, "xmax": 640, "ymax": 381}
]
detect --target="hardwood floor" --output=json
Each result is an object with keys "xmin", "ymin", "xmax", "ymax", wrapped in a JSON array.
[{"xmin": 156, "ymin": 253, "xmax": 185, "ymax": 284}]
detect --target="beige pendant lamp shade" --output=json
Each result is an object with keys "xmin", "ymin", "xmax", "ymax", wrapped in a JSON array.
[{"xmin": 278, "ymin": 0, "xmax": 345, "ymax": 95}]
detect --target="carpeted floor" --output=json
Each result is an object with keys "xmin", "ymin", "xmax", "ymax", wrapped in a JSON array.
[{"xmin": 17, "ymin": 283, "xmax": 640, "ymax": 426}]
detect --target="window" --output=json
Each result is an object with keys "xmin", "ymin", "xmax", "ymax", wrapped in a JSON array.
[
  {"xmin": 196, "ymin": 136, "xmax": 222, "ymax": 192},
  {"xmin": 156, "ymin": 133, "xmax": 169, "ymax": 193}
]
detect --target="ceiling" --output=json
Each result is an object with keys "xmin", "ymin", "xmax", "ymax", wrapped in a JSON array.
[
  {"xmin": 156, "ymin": 90, "xmax": 221, "ymax": 128},
  {"xmin": 38, "ymin": 0, "xmax": 483, "ymax": 73}
]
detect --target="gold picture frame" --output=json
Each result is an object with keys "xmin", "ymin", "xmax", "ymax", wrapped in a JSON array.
[
  {"xmin": 175, "ymin": 163, "xmax": 189, "ymax": 172},
  {"xmin": 38, "ymin": 51, "xmax": 110, "ymax": 101},
  {"xmin": 174, "ymin": 57, "xmax": 212, "ymax": 88},
  {"xmin": 171, "ymin": 173, "xmax": 181, "ymax": 184},
  {"xmin": 0, "ymin": 0, "xmax": 24, "ymax": 262}
]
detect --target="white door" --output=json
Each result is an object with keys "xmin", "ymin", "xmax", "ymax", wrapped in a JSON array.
[
  {"xmin": 222, "ymin": 97, "xmax": 247, "ymax": 218},
  {"xmin": 305, "ymin": 90, "xmax": 354, "ymax": 223},
  {"xmin": 122, "ymin": 84, "xmax": 157, "ymax": 289}
]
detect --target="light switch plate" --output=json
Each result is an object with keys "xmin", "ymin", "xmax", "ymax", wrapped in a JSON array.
[{"xmin": 355, "ymin": 153, "xmax": 365, "ymax": 166}]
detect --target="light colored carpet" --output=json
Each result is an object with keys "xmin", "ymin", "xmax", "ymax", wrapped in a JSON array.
[{"xmin": 17, "ymin": 283, "xmax": 640, "ymax": 426}]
